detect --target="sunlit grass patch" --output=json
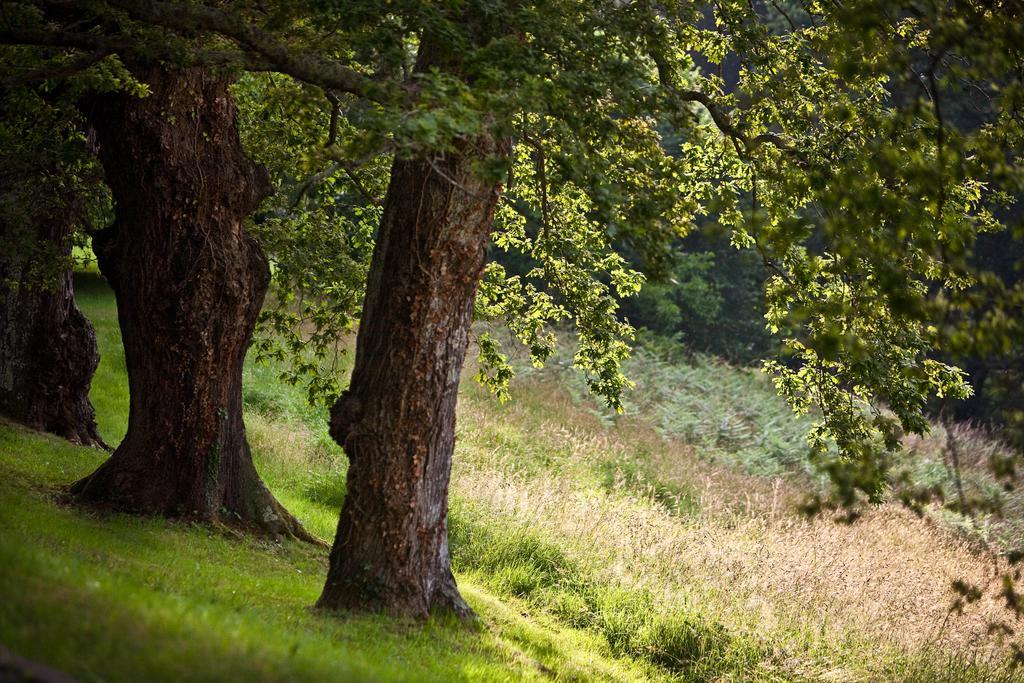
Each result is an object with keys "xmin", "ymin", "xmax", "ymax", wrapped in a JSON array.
[
  {"xmin": 0, "ymin": 276, "xmax": 657, "ymax": 682},
  {"xmin": 0, "ymin": 459, "xmax": 660, "ymax": 682},
  {"xmin": 450, "ymin": 502, "xmax": 773, "ymax": 681}
]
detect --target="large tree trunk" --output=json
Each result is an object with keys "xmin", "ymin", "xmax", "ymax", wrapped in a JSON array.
[
  {"xmin": 318, "ymin": 134, "xmax": 506, "ymax": 615},
  {"xmin": 70, "ymin": 64, "xmax": 313, "ymax": 540},
  {"xmin": 0, "ymin": 205, "xmax": 104, "ymax": 448},
  {"xmin": 318, "ymin": 29, "xmax": 508, "ymax": 619}
]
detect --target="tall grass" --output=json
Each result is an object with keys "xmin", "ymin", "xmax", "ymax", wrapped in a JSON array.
[
  {"xmin": 547, "ymin": 338, "xmax": 1023, "ymax": 556},
  {"xmin": 450, "ymin": 502, "xmax": 775, "ymax": 682}
]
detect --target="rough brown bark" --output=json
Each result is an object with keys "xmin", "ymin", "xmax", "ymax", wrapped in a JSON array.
[
  {"xmin": 0, "ymin": 132, "xmax": 104, "ymax": 447},
  {"xmin": 318, "ymin": 54, "xmax": 508, "ymax": 615},
  {"xmin": 318, "ymin": 145, "xmax": 504, "ymax": 617},
  {"xmin": 70, "ymin": 64, "xmax": 313, "ymax": 540},
  {"xmin": 316, "ymin": 22, "xmax": 513, "ymax": 618}
]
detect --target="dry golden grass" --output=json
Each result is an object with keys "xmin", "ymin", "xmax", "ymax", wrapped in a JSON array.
[
  {"xmin": 454, "ymin": 470, "xmax": 1010, "ymax": 651},
  {"xmin": 901, "ymin": 418, "xmax": 1024, "ymax": 554},
  {"xmin": 453, "ymin": 378, "xmax": 1018, "ymax": 677},
  {"xmin": 903, "ymin": 421, "xmax": 1017, "ymax": 472}
]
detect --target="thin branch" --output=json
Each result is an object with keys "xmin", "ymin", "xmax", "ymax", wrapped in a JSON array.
[
  {"xmin": 927, "ymin": 50, "xmax": 948, "ymax": 222},
  {"xmin": 339, "ymin": 163, "xmax": 382, "ymax": 206},
  {"xmin": 0, "ymin": 48, "xmax": 111, "ymax": 85},
  {"xmin": 100, "ymin": 0, "xmax": 395, "ymax": 101},
  {"xmin": 524, "ymin": 135, "xmax": 551, "ymax": 244},
  {"xmin": 325, "ymin": 90, "xmax": 340, "ymax": 147},
  {"xmin": 768, "ymin": 0, "xmax": 799, "ymax": 33},
  {"xmin": 289, "ymin": 158, "xmax": 382, "ymax": 209},
  {"xmin": 750, "ymin": 170, "xmax": 798, "ymax": 289},
  {"xmin": 290, "ymin": 163, "xmax": 340, "ymax": 209},
  {"xmin": 650, "ymin": 48, "xmax": 804, "ymax": 163}
]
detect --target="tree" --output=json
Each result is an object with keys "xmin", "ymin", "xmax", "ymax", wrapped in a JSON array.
[
  {"xmin": 0, "ymin": 75, "xmax": 106, "ymax": 447},
  {"xmin": 303, "ymin": 24, "xmax": 503, "ymax": 612},
  {"xmin": 1, "ymin": 0, "xmax": 677, "ymax": 615},
  {"xmin": 67, "ymin": 61, "xmax": 313, "ymax": 540},
  {"xmin": 319, "ymin": 139, "xmax": 507, "ymax": 617}
]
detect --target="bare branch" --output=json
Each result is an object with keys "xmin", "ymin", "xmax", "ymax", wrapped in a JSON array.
[{"xmin": 523, "ymin": 135, "xmax": 551, "ymax": 243}]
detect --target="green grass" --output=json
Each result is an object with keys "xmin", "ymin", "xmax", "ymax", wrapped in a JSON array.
[
  {"xmin": 555, "ymin": 348, "xmax": 819, "ymax": 479},
  {"xmin": 450, "ymin": 504, "xmax": 771, "ymax": 682},
  {"xmin": 74, "ymin": 272, "xmax": 130, "ymax": 444},
  {"xmin": 0, "ymin": 273, "xmax": 658, "ymax": 683},
  {"xmin": 552, "ymin": 340, "xmax": 1024, "ymax": 554},
  {"xmin": 455, "ymin": 336, "xmax": 1024, "ymax": 681},
  {"xmin": 0, "ymin": 470, "xmax": 644, "ymax": 681},
  {"xmin": 594, "ymin": 455, "xmax": 698, "ymax": 517}
]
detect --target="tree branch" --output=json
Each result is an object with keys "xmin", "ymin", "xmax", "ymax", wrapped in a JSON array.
[
  {"xmin": 650, "ymin": 48, "xmax": 804, "ymax": 162},
  {"xmin": 100, "ymin": 0, "xmax": 396, "ymax": 101},
  {"xmin": 0, "ymin": 27, "xmax": 272, "ymax": 70},
  {"xmin": 291, "ymin": 152, "xmax": 383, "ymax": 208},
  {"xmin": 325, "ymin": 90, "xmax": 340, "ymax": 147},
  {"xmin": 0, "ymin": 28, "xmax": 135, "ymax": 54},
  {"xmin": 769, "ymin": 0, "xmax": 800, "ymax": 33},
  {"xmin": 0, "ymin": 48, "xmax": 111, "ymax": 85}
]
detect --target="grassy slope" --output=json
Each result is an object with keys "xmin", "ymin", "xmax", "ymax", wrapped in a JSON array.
[
  {"xmin": 555, "ymin": 341, "xmax": 1024, "ymax": 552},
  {"xmin": 0, "ymin": 273, "xmax": 655, "ymax": 683},
  {"xmin": 0, "ymin": 273, "xmax": 1020, "ymax": 682},
  {"xmin": 452, "ymin": 382, "xmax": 1023, "ymax": 683}
]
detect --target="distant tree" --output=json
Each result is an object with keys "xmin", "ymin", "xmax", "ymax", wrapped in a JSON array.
[
  {"xmin": 0, "ymin": 61, "xmax": 106, "ymax": 447},
  {"xmin": 620, "ymin": 243, "xmax": 775, "ymax": 364}
]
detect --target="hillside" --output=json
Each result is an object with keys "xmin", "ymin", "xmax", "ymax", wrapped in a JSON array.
[{"xmin": 0, "ymin": 272, "xmax": 1020, "ymax": 682}]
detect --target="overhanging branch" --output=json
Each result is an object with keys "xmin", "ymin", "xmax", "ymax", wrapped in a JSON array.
[
  {"xmin": 650, "ymin": 48, "xmax": 803, "ymax": 162},
  {"xmin": 101, "ymin": 0, "xmax": 396, "ymax": 102},
  {"xmin": 0, "ymin": 27, "xmax": 273, "ymax": 71},
  {"xmin": 0, "ymin": 48, "xmax": 111, "ymax": 85},
  {"xmin": 4, "ymin": 1, "xmax": 404, "ymax": 104}
]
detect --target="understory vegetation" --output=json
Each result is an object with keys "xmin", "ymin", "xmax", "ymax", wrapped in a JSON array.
[{"xmin": 2, "ymin": 271, "xmax": 1021, "ymax": 682}]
